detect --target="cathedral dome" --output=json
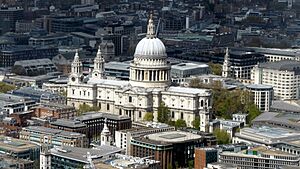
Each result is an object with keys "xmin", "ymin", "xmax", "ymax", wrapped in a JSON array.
[
  {"xmin": 134, "ymin": 37, "xmax": 166, "ymax": 57},
  {"xmin": 134, "ymin": 15, "xmax": 166, "ymax": 58}
]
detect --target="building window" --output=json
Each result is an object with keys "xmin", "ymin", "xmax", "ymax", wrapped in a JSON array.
[
  {"xmin": 139, "ymin": 111, "xmax": 142, "ymax": 118},
  {"xmin": 98, "ymin": 103, "xmax": 101, "ymax": 109},
  {"xmin": 72, "ymin": 89, "xmax": 75, "ymax": 95},
  {"xmin": 119, "ymin": 109, "xmax": 122, "ymax": 115},
  {"xmin": 107, "ymin": 104, "xmax": 110, "ymax": 111},
  {"xmin": 201, "ymin": 100, "xmax": 204, "ymax": 107},
  {"xmin": 181, "ymin": 112, "xmax": 184, "ymax": 119},
  {"xmin": 129, "ymin": 96, "xmax": 132, "ymax": 103},
  {"xmin": 172, "ymin": 111, "xmax": 175, "ymax": 118}
]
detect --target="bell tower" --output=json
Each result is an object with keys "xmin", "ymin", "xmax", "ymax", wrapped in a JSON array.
[
  {"xmin": 69, "ymin": 50, "xmax": 83, "ymax": 84},
  {"xmin": 101, "ymin": 118, "xmax": 112, "ymax": 146},
  {"xmin": 92, "ymin": 46, "xmax": 105, "ymax": 79}
]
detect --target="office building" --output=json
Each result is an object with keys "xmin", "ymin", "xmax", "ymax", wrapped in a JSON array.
[
  {"xmin": 0, "ymin": 136, "xmax": 40, "ymax": 160},
  {"xmin": 115, "ymin": 122, "xmax": 175, "ymax": 155},
  {"xmin": 195, "ymin": 147, "xmax": 218, "ymax": 169},
  {"xmin": 248, "ymin": 47, "xmax": 300, "ymax": 62},
  {"xmin": 171, "ymin": 62, "xmax": 210, "ymax": 83},
  {"xmin": 233, "ymin": 126, "xmax": 300, "ymax": 145},
  {"xmin": 0, "ymin": 93, "xmax": 36, "ymax": 114},
  {"xmin": 29, "ymin": 33, "xmax": 72, "ymax": 47},
  {"xmin": 220, "ymin": 146, "xmax": 300, "ymax": 169},
  {"xmin": 130, "ymin": 131, "xmax": 206, "ymax": 169},
  {"xmin": 75, "ymin": 112, "xmax": 132, "ymax": 143},
  {"xmin": 246, "ymin": 84, "xmax": 273, "ymax": 112},
  {"xmin": 0, "ymin": 155, "xmax": 34, "ymax": 169},
  {"xmin": 33, "ymin": 103, "xmax": 76, "ymax": 119},
  {"xmin": 19, "ymin": 126, "xmax": 88, "ymax": 147},
  {"xmin": 11, "ymin": 87, "xmax": 65, "ymax": 104},
  {"xmin": 223, "ymin": 48, "xmax": 266, "ymax": 80},
  {"xmin": 0, "ymin": 45, "xmax": 58, "ymax": 67},
  {"xmin": 252, "ymin": 111, "xmax": 300, "ymax": 131},
  {"xmin": 40, "ymin": 145, "xmax": 122, "ymax": 169},
  {"xmin": 12, "ymin": 59, "xmax": 58, "ymax": 76},
  {"xmin": 251, "ymin": 60, "xmax": 300, "ymax": 100},
  {"xmin": 0, "ymin": 7, "xmax": 23, "ymax": 33}
]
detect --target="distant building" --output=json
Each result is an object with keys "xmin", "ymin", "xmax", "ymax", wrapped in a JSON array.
[
  {"xmin": 19, "ymin": 126, "xmax": 88, "ymax": 147},
  {"xmin": 42, "ymin": 76, "xmax": 68, "ymax": 93},
  {"xmin": 246, "ymin": 84, "xmax": 273, "ymax": 112},
  {"xmin": 251, "ymin": 60, "xmax": 300, "ymax": 100},
  {"xmin": 100, "ymin": 39, "xmax": 115, "ymax": 61},
  {"xmin": 194, "ymin": 147, "xmax": 218, "ymax": 169},
  {"xmin": 29, "ymin": 33, "xmax": 72, "ymax": 47},
  {"xmin": 0, "ymin": 7, "xmax": 24, "ymax": 33},
  {"xmin": 226, "ymin": 48, "xmax": 266, "ymax": 80},
  {"xmin": 171, "ymin": 62, "xmax": 210, "ymax": 83},
  {"xmin": 248, "ymin": 47, "xmax": 300, "ymax": 62},
  {"xmin": 11, "ymin": 87, "xmax": 65, "ymax": 104},
  {"xmin": 12, "ymin": 59, "xmax": 58, "ymax": 76},
  {"xmin": 15, "ymin": 20, "xmax": 35, "ymax": 33},
  {"xmin": 49, "ymin": 119, "xmax": 88, "ymax": 137},
  {"xmin": 0, "ymin": 45, "xmax": 58, "ymax": 67},
  {"xmin": 130, "ymin": 131, "xmax": 208, "ymax": 169},
  {"xmin": 220, "ymin": 146, "xmax": 300, "ymax": 169}
]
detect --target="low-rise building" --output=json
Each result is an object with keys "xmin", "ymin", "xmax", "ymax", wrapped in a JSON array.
[
  {"xmin": 19, "ymin": 126, "xmax": 88, "ymax": 147},
  {"xmin": 0, "ymin": 155, "xmax": 34, "ymax": 169},
  {"xmin": 42, "ymin": 76, "xmax": 68, "ymax": 93},
  {"xmin": 11, "ymin": 87, "xmax": 65, "ymax": 104},
  {"xmin": 171, "ymin": 62, "xmax": 210, "ymax": 83},
  {"xmin": 32, "ymin": 103, "xmax": 76, "ymax": 119},
  {"xmin": 233, "ymin": 126, "xmax": 300, "ymax": 145},
  {"xmin": 12, "ymin": 59, "xmax": 57, "ymax": 76},
  {"xmin": 0, "ymin": 93, "xmax": 36, "ymax": 114},
  {"xmin": 115, "ymin": 122, "xmax": 175, "ymax": 155},
  {"xmin": 0, "ymin": 136, "xmax": 40, "ymax": 160},
  {"xmin": 75, "ymin": 112, "xmax": 132, "ymax": 143},
  {"xmin": 40, "ymin": 145, "xmax": 122, "ymax": 169},
  {"xmin": 220, "ymin": 146, "xmax": 300, "ymax": 169}
]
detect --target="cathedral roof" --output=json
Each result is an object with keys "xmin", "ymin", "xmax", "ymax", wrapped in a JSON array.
[{"xmin": 134, "ymin": 14, "xmax": 166, "ymax": 59}]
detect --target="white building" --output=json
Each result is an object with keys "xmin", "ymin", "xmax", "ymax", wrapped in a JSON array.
[
  {"xmin": 222, "ymin": 48, "xmax": 231, "ymax": 78},
  {"xmin": 67, "ymin": 16, "xmax": 212, "ymax": 132},
  {"xmin": 251, "ymin": 60, "xmax": 300, "ymax": 100},
  {"xmin": 246, "ymin": 84, "xmax": 273, "ymax": 112},
  {"xmin": 249, "ymin": 47, "xmax": 300, "ymax": 62}
]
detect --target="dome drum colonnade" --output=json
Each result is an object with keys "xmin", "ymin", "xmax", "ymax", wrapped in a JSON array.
[{"xmin": 129, "ymin": 14, "xmax": 171, "ymax": 88}]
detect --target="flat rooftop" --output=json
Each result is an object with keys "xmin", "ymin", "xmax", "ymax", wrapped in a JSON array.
[
  {"xmin": 246, "ymin": 84, "xmax": 273, "ymax": 90},
  {"xmin": 147, "ymin": 131, "xmax": 202, "ymax": 143},
  {"xmin": 50, "ymin": 119, "xmax": 86, "ymax": 128},
  {"xmin": 171, "ymin": 63, "xmax": 209, "ymax": 70},
  {"xmin": 0, "ymin": 136, "xmax": 39, "ymax": 153},
  {"xmin": 50, "ymin": 145, "xmax": 122, "ymax": 163},
  {"xmin": 166, "ymin": 86, "xmax": 210, "ymax": 95},
  {"xmin": 23, "ymin": 126, "xmax": 86, "ymax": 138},
  {"xmin": 77, "ymin": 112, "xmax": 130, "ymax": 121},
  {"xmin": 258, "ymin": 60, "xmax": 300, "ymax": 71}
]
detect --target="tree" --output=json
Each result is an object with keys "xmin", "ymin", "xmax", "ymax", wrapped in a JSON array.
[
  {"xmin": 143, "ymin": 112, "xmax": 154, "ymax": 121},
  {"xmin": 157, "ymin": 102, "xmax": 170, "ymax": 123},
  {"xmin": 77, "ymin": 104, "xmax": 100, "ymax": 116},
  {"xmin": 0, "ymin": 82, "xmax": 15, "ymax": 93},
  {"xmin": 246, "ymin": 103, "xmax": 261, "ymax": 124},
  {"xmin": 175, "ymin": 119, "xmax": 187, "ymax": 129},
  {"xmin": 192, "ymin": 116, "xmax": 200, "ymax": 130},
  {"xmin": 188, "ymin": 160, "xmax": 194, "ymax": 169},
  {"xmin": 213, "ymin": 129, "xmax": 231, "ymax": 145},
  {"xmin": 208, "ymin": 62, "xmax": 222, "ymax": 75}
]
